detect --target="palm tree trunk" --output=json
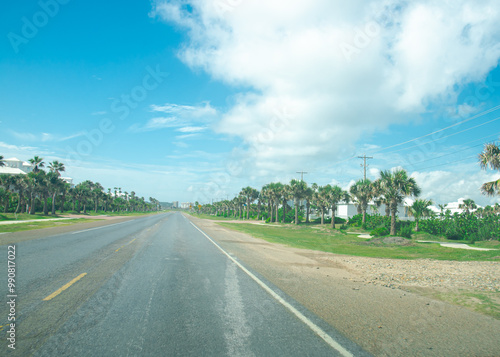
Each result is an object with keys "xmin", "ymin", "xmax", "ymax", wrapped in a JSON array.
[
  {"xmin": 51, "ymin": 193, "xmax": 56, "ymax": 215},
  {"xmin": 43, "ymin": 196, "xmax": 48, "ymax": 215},
  {"xmin": 294, "ymin": 198, "xmax": 299, "ymax": 225},
  {"xmin": 331, "ymin": 205, "xmax": 336, "ymax": 229},
  {"xmin": 283, "ymin": 199, "xmax": 287, "ymax": 223},
  {"xmin": 321, "ymin": 207, "xmax": 324, "ymax": 225},
  {"xmin": 390, "ymin": 202, "xmax": 397, "ymax": 235},
  {"xmin": 306, "ymin": 201, "xmax": 310, "ymax": 223},
  {"xmin": 275, "ymin": 203, "xmax": 279, "ymax": 223}
]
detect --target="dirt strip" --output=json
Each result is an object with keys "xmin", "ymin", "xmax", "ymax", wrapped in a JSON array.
[{"xmin": 186, "ymin": 215, "xmax": 500, "ymax": 357}]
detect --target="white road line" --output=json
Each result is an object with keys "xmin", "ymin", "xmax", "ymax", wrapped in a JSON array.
[
  {"xmin": 189, "ymin": 220, "xmax": 354, "ymax": 357},
  {"xmin": 72, "ymin": 221, "xmax": 128, "ymax": 234}
]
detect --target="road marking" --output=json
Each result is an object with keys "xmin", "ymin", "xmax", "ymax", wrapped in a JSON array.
[
  {"xmin": 115, "ymin": 238, "xmax": 137, "ymax": 252},
  {"xmin": 43, "ymin": 273, "xmax": 87, "ymax": 301},
  {"xmin": 72, "ymin": 221, "xmax": 127, "ymax": 234},
  {"xmin": 189, "ymin": 221, "xmax": 354, "ymax": 357}
]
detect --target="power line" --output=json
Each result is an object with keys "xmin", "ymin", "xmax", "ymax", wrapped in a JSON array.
[
  {"xmin": 382, "ymin": 117, "xmax": 500, "ymax": 155},
  {"xmin": 412, "ymin": 155, "xmax": 478, "ymax": 171},
  {"xmin": 373, "ymin": 104, "xmax": 500, "ymax": 154}
]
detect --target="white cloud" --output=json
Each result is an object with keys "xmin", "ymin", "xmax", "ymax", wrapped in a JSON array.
[
  {"xmin": 154, "ymin": 0, "xmax": 500, "ymax": 174},
  {"xmin": 131, "ymin": 102, "xmax": 217, "ymax": 132},
  {"xmin": 176, "ymin": 126, "xmax": 206, "ymax": 133}
]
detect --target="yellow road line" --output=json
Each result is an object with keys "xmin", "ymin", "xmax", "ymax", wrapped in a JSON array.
[
  {"xmin": 115, "ymin": 238, "xmax": 137, "ymax": 252},
  {"xmin": 43, "ymin": 273, "xmax": 87, "ymax": 301}
]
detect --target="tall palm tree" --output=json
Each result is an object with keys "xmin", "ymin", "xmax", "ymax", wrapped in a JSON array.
[
  {"xmin": 240, "ymin": 186, "xmax": 259, "ymax": 219},
  {"xmin": 48, "ymin": 160, "xmax": 65, "ymax": 176},
  {"xmin": 313, "ymin": 185, "xmax": 329, "ymax": 225},
  {"xmin": 0, "ymin": 155, "xmax": 5, "ymax": 167},
  {"xmin": 379, "ymin": 169, "xmax": 421, "ymax": 235},
  {"xmin": 408, "ymin": 199, "xmax": 434, "ymax": 231},
  {"xmin": 459, "ymin": 198, "xmax": 477, "ymax": 215},
  {"xmin": 290, "ymin": 179, "xmax": 307, "ymax": 225},
  {"xmin": 349, "ymin": 179, "xmax": 373, "ymax": 225},
  {"xmin": 304, "ymin": 186, "xmax": 314, "ymax": 223},
  {"xmin": 29, "ymin": 156, "xmax": 45, "ymax": 172},
  {"xmin": 325, "ymin": 185, "xmax": 349, "ymax": 229},
  {"xmin": 372, "ymin": 179, "xmax": 390, "ymax": 217},
  {"xmin": 478, "ymin": 142, "xmax": 500, "ymax": 196}
]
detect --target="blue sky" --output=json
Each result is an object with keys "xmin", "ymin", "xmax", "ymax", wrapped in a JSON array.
[{"xmin": 1, "ymin": 0, "xmax": 500, "ymax": 207}]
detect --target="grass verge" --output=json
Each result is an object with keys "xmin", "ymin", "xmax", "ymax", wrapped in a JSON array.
[
  {"xmin": 217, "ymin": 222, "xmax": 500, "ymax": 261},
  {"xmin": 0, "ymin": 219, "xmax": 101, "ymax": 233}
]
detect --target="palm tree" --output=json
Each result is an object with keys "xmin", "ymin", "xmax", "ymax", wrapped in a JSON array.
[
  {"xmin": 304, "ymin": 186, "xmax": 314, "ymax": 223},
  {"xmin": 290, "ymin": 179, "xmax": 307, "ymax": 225},
  {"xmin": 313, "ymin": 185, "xmax": 329, "ymax": 225},
  {"xmin": 372, "ymin": 179, "xmax": 390, "ymax": 217},
  {"xmin": 240, "ymin": 186, "xmax": 259, "ymax": 219},
  {"xmin": 280, "ymin": 183, "xmax": 291, "ymax": 223},
  {"xmin": 349, "ymin": 179, "xmax": 373, "ymax": 225},
  {"xmin": 29, "ymin": 156, "xmax": 45, "ymax": 172},
  {"xmin": 92, "ymin": 182, "xmax": 104, "ymax": 213},
  {"xmin": 48, "ymin": 160, "xmax": 65, "ymax": 176},
  {"xmin": 459, "ymin": 198, "xmax": 477, "ymax": 215},
  {"xmin": 323, "ymin": 184, "xmax": 349, "ymax": 229},
  {"xmin": 408, "ymin": 199, "xmax": 434, "ymax": 231},
  {"xmin": 0, "ymin": 155, "xmax": 5, "ymax": 167},
  {"xmin": 478, "ymin": 142, "xmax": 500, "ymax": 196},
  {"xmin": 437, "ymin": 204, "xmax": 446, "ymax": 217},
  {"xmin": 379, "ymin": 169, "xmax": 421, "ymax": 235}
]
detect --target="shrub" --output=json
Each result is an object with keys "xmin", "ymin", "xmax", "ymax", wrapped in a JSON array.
[
  {"xmin": 398, "ymin": 225, "xmax": 412, "ymax": 239},
  {"xmin": 370, "ymin": 227, "xmax": 389, "ymax": 236}
]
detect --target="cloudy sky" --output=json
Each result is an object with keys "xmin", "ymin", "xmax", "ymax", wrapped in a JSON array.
[{"xmin": 1, "ymin": 0, "xmax": 500, "ymax": 206}]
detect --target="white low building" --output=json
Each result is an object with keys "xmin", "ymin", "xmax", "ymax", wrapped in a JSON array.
[{"xmin": 0, "ymin": 157, "xmax": 33, "ymax": 175}]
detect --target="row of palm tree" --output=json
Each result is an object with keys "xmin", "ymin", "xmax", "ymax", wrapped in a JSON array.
[
  {"xmin": 0, "ymin": 156, "xmax": 160, "ymax": 215},
  {"xmin": 200, "ymin": 141, "xmax": 500, "ymax": 235},
  {"xmin": 200, "ymin": 168, "xmax": 422, "ymax": 235}
]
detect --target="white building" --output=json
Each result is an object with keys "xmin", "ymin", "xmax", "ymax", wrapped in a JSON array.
[
  {"xmin": 0, "ymin": 157, "xmax": 74, "ymax": 188},
  {"xmin": 181, "ymin": 202, "xmax": 193, "ymax": 209},
  {"xmin": 0, "ymin": 157, "xmax": 33, "ymax": 175}
]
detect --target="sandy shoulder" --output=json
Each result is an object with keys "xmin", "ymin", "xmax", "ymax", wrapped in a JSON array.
[{"xmin": 187, "ymin": 215, "xmax": 500, "ymax": 357}]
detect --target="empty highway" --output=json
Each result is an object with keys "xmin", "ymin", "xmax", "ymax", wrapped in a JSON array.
[{"xmin": 0, "ymin": 212, "xmax": 367, "ymax": 356}]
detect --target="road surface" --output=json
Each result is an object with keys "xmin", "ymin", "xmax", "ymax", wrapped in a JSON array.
[{"xmin": 0, "ymin": 212, "xmax": 367, "ymax": 356}]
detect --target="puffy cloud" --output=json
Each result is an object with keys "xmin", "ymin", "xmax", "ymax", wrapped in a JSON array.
[{"xmin": 154, "ymin": 0, "xmax": 500, "ymax": 175}]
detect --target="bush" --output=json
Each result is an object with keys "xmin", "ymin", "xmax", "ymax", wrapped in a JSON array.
[
  {"xmin": 371, "ymin": 227, "xmax": 389, "ymax": 236},
  {"xmin": 398, "ymin": 225, "xmax": 412, "ymax": 239}
]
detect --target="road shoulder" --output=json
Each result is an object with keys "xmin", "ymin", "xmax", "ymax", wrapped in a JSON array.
[{"xmin": 186, "ymin": 214, "xmax": 500, "ymax": 357}]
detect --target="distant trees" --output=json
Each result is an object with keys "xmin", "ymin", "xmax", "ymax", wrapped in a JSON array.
[{"xmin": 0, "ymin": 155, "xmax": 159, "ymax": 215}]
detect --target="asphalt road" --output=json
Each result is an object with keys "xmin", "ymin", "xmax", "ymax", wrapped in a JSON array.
[{"xmin": 0, "ymin": 212, "xmax": 368, "ymax": 356}]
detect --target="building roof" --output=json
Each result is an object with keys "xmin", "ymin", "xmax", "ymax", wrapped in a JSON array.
[{"xmin": 0, "ymin": 167, "xmax": 27, "ymax": 175}]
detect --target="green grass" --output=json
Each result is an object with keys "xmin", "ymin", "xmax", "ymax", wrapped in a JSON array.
[
  {"xmin": 217, "ymin": 222, "xmax": 500, "ymax": 261},
  {"xmin": 0, "ymin": 218, "xmax": 101, "ymax": 233},
  {"xmin": 435, "ymin": 291, "xmax": 500, "ymax": 319},
  {"xmin": 0, "ymin": 213, "xmax": 65, "ymax": 221}
]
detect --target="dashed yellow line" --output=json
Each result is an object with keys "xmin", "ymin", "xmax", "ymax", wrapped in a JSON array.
[
  {"xmin": 43, "ymin": 273, "xmax": 87, "ymax": 301},
  {"xmin": 115, "ymin": 238, "xmax": 137, "ymax": 252}
]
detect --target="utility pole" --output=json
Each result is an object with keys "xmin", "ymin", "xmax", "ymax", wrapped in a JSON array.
[
  {"xmin": 358, "ymin": 154, "xmax": 373, "ymax": 180},
  {"xmin": 296, "ymin": 171, "xmax": 308, "ymax": 182}
]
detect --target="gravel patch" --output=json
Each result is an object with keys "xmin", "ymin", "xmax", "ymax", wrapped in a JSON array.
[{"xmin": 333, "ymin": 256, "xmax": 500, "ymax": 292}]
